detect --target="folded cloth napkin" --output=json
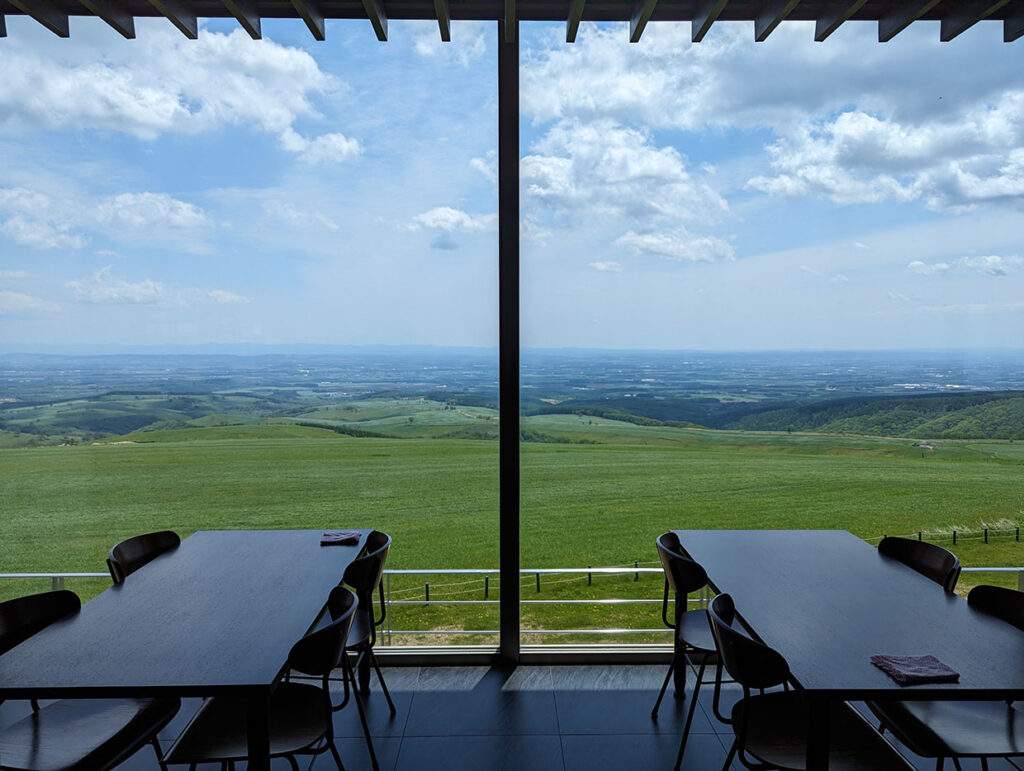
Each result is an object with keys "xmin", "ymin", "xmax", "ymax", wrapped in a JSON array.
[
  {"xmin": 871, "ymin": 654, "xmax": 960, "ymax": 686},
  {"xmin": 321, "ymin": 530, "xmax": 362, "ymax": 546}
]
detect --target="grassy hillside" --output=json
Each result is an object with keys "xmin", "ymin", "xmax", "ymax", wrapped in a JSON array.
[{"xmin": 728, "ymin": 391, "xmax": 1024, "ymax": 439}]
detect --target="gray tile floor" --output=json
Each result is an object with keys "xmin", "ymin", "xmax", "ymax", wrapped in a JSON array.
[{"xmin": 3, "ymin": 663, "xmax": 1022, "ymax": 770}]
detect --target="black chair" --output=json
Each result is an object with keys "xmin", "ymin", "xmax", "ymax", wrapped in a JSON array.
[
  {"xmin": 0, "ymin": 590, "xmax": 180, "ymax": 771},
  {"xmin": 107, "ymin": 530, "xmax": 181, "ymax": 584},
  {"xmin": 342, "ymin": 530, "xmax": 396, "ymax": 713},
  {"xmin": 868, "ymin": 585, "xmax": 1024, "ymax": 771},
  {"xmin": 164, "ymin": 585, "xmax": 375, "ymax": 770},
  {"xmin": 703, "ymin": 593, "xmax": 914, "ymax": 771},
  {"xmin": 877, "ymin": 536, "xmax": 960, "ymax": 592},
  {"xmin": 653, "ymin": 532, "xmax": 725, "ymax": 763}
]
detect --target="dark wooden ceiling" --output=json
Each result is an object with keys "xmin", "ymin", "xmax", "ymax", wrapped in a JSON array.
[{"xmin": 1, "ymin": 0, "xmax": 1021, "ymax": 46}]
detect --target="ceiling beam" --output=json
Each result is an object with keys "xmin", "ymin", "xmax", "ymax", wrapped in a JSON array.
[
  {"xmin": 692, "ymin": 0, "xmax": 727, "ymax": 42},
  {"xmin": 148, "ymin": 0, "xmax": 197, "ymax": 37},
  {"xmin": 7, "ymin": 0, "xmax": 68, "ymax": 36},
  {"xmin": 290, "ymin": 0, "xmax": 324, "ymax": 39},
  {"xmin": 566, "ymin": 0, "xmax": 584, "ymax": 42},
  {"xmin": 0, "ymin": 12, "xmax": 7, "ymax": 36},
  {"xmin": 629, "ymin": 0, "xmax": 657, "ymax": 42},
  {"xmin": 362, "ymin": 0, "xmax": 386, "ymax": 40},
  {"xmin": 1006, "ymin": 4, "xmax": 1024, "ymax": 41},
  {"xmin": 79, "ymin": 0, "xmax": 135, "ymax": 37},
  {"xmin": 755, "ymin": 0, "xmax": 801, "ymax": 41},
  {"xmin": 878, "ymin": 0, "xmax": 940, "ymax": 42},
  {"xmin": 941, "ymin": 0, "xmax": 1010, "ymax": 41},
  {"xmin": 504, "ymin": 0, "xmax": 514, "ymax": 42},
  {"xmin": 814, "ymin": 0, "xmax": 867, "ymax": 41},
  {"xmin": 222, "ymin": 0, "xmax": 260, "ymax": 38},
  {"xmin": 433, "ymin": 0, "xmax": 449, "ymax": 41}
]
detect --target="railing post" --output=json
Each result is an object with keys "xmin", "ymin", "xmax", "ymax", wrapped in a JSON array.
[
  {"xmin": 386, "ymin": 573, "xmax": 392, "ymax": 645},
  {"xmin": 587, "ymin": 565, "xmax": 592, "ymax": 586},
  {"xmin": 425, "ymin": 582, "xmax": 430, "ymax": 604},
  {"xmin": 1019, "ymin": 570, "xmax": 1024, "ymax": 593},
  {"xmin": 51, "ymin": 575, "xmax": 64, "ymax": 591},
  {"xmin": 485, "ymin": 575, "xmax": 490, "ymax": 599},
  {"xmin": 634, "ymin": 560, "xmax": 639, "ymax": 581},
  {"xmin": 953, "ymin": 530, "xmax": 957, "ymax": 545},
  {"xmin": 918, "ymin": 531, "xmax": 922, "ymax": 541},
  {"xmin": 536, "ymin": 572, "xmax": 541, "ymax": 593},
  {"xmin": 984, "ymin": 528, "xmax": 988, "ymax": 544}
]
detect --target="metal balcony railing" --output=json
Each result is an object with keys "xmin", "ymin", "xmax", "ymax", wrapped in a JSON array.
[{"xmin": 3, "ymin": 566, "xmax": 1022, "ymax": 644}]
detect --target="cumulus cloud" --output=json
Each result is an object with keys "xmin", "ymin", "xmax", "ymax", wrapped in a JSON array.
[
  {"xmin": 589, "ymin": 261, "xmax": 623, "ymax": 272},
  {"xmin": 412, "ymin": 206, "xmax": 497, "ymax": 232},
  {"xmin": 470, "ymin": 152, "xmax": 497, "ymax": 185},
  {"xmin": 0, "ymin": 290, "xmax": 58, "ymax": 313},
  {"xmin": 263, "ymin": 201, "xmax": 339, "ymax": 231},
  {"xmin": 280, "ymin": 129, "xmax": 362, "ymax": 164},
  {"xmin": 66, "ymin": 266, "xmax": 248, "ymax": 306},
  {"xmin": 909, "ymin": 255, "xmax": 1021, "ymax": 277},
  {"xmin": 96, "ymin": 192, "xmax": 208, "ymax": 229},
  {"xmin": 0, "ymin": 188, "xmax": 86, "ymax": 250},
  {"xmin": 413, "ymin": 21, "xmax": 488, "ymax": 67},
  {"xmin": 614, "ymin": 229, "xmax": 734, "ymax": 263},
  {"xmin": 523, "ymin": 120, "xmax": 727, "ymax": 225},
  {"xmin": 0, "ymin": 27, "xmax": 352, "ymax": 159}
]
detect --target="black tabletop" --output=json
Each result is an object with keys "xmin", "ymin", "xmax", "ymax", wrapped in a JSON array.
[
  {"xmin": 0, "ymin": 529, "xmax": 370, "ymax": 698},
  {"xmin": 674, "ymin": 529, "xmax": 1024, "ymax": 700}
]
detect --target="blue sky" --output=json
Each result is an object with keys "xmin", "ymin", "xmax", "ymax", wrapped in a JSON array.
[{"xmin": 1, "ymin": 16, "xmax": 1022, "ymax": 351}]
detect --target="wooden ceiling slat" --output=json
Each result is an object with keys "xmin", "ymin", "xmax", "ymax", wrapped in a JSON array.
[
  {"xmin": 1006, "ymin": 3, "xmax": 1024, "ymax": 41},
  {"xmin": 222, "ymin": 0, "xmax": 261, "ymax": 38},
  {"xmin": 629, "ymin": 0, "xmax": 657, "ymax": 41},
  {"xmin": 362, "ymin": 0, "xmax": 386, "ymax": 39},
  {"xmin": 80, "ymin": 0, "xmax": 135, "ymax": 37},
  {"xmin": 434, "ymin": 0, "xmax": 450, "ymax": 41},
  {"xmin": 754, "ymin": 0, "xmax": 801, "ymax": 41},
  {"xmin": 290, "ymin": 0, "xmax": 324, "ymax": 39},
  {"xmin": 566, "ymin": 0, "xmax": 584, "ymax": 42},
  {"xmin": 148, "ymin": 0, "xmax": 197, "ymax": 36},
  {"xmin": 878, "ymin": 0, "xmax": 940, "ymax": 42},
  {"xmin": 0, "ymin": 12, "xmax": 8, "ymax": 36},
  {"xmin": 504, "ymin": 0, "xmax": 514, "ymax": 41},
  {"xmin": 692, "ymin": 0, "xmax": 727, "ymax": 42},
  {"xmin": 8, "ymin": 0, "xmax": 69, "ymax": 35},
  {"xmin": 814, "ymin": 0, "xmax": 868, "ymax": 41},
  {"xmin": 941, "ymin": 0, "xmax": 1011, "ymax": 41}
]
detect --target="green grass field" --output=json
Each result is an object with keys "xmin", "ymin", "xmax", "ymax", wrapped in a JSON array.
[{"xmin": 4, "ymin": 414, "xmax": 1023, "ymax": 644}]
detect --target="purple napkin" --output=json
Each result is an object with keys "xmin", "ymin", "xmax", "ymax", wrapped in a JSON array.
[
  {"xmin": 321, "ymin": 530, "xmax": 362, "ymax": 546},
  {"xmin": 871, "ymin": 654, "xmax": 960, "ymax": 686}
]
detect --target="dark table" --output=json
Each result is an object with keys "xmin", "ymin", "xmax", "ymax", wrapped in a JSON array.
[
  {"xmin": 674, "ymin": 529, "xmax": 1024, "ymax": 770},
  {"xmin": 0, "ymin": 528, "xmax": 370, "ymax": 770}
]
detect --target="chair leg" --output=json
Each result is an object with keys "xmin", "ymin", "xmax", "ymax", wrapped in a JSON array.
[
  {"xmin": 368, "ymin": 647, "xmax": 396, "ymax": 714},
  {"xmin": 347, "ymin": 658, "xmax": 380, "ymax": 771},
  {"xmin": 718, "ymin": 738, "xmax": 738, "ymax": 771},
  {"xmin": 652, "ymin": 660, "xmax": 676, "ymax": 718},
  {"xmin": 711, "ymin": 659, "xmax": 731, "ymax": 726},
  {"xmin": 677, "ymin": 658, "xmax": 707, "ymax": 763}
]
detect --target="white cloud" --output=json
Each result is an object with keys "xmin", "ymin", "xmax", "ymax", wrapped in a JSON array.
[
  {"xmin": 470, "ymin": 153, "xmax": 497, "ymax": 185},
  {"xmin": 0, "ymin": 290, "xmax": 58, "ymax": 313},
  {"xmin": 523, "ymin": 120, "xmax": 727, "ymax": 225},
  {"xmin": 0, "ymin": 270, "xmax": 30, "ymax": 278},
  {"xmin": 412, "ymin": 206, "xmax": 497, "ymax": 232},
  {"xmin": 0, "ymin": 188, "xmax": 86, "ymax": 250},
  {"xmin": 589, "ymin": 261, "xmax": 623, "ymax": 272},
  {"xmin": 263, "ymin": 201, "xmax": 339, "ymax": 231},
  {"xmin": 908, "ymin": 260, "xmax": 950, "ymax": 275},
  {"xmin": 281, "ymin": 129, "xmax": 362, "ymax": 164},
  {"xmin": 0, "ymin": 26, "xmax": 346, "ymax": 152},
  {"xmin": 96, "ymin": 192, "xmax": 208, "ymax": 229},
  {"xmin": 908, "ymin": 255, "xmax": 1022, "ymax": 276},
  {"xmin": 614, "ymin": 229, "xmax": 734, "ymax": 263},
  {"xmin": 66, "ymin": 266, "xmax": 248, "ymax": 306},
  {"xmin": 413, "ymin": 21, "xmax": 488, "ymax": 67}
]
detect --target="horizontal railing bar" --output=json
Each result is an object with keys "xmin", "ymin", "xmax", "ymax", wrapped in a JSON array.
[
  {"xmin": 0, "ymin": 573, "xmax": 108, "ymax": 578},
  {"xmin": 385, "ymin": 568, "xmax": 663, "ymax": 575},
  {"xmin": 386, "ymin": 629, "xmax": 668, "ymax": 635},
  {"xmin": 391, "ymin": 599, "xmax": 664, "ymax": 606}
]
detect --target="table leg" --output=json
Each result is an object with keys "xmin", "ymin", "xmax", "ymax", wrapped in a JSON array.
[
  {"xmin": 806, "ymin": 693, "xmax": 829, "ymax": 770},
  {"xmin": 247, "ymin": 690, "xmax": 272, "ymax": 770}
]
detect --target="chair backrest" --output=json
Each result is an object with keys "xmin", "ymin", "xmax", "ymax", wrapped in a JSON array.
[
  {"xmin": 290, "ymin": 586, "xmax": 359, "ymax": 678},
  {"xmin": 706, "ymin": 593, "xmax": 790, "ymax": 693},
  {"xmin": 107, "ymin": 530, "xmax": 181, "ymax": 584},
  {"xmin": 877, "ymin": 536, "xmax": 960, "ymax": 592},
  {"xmin": 968, "ymin": 585, "xmax": 1024, "ymax": 632},
  {"xmin": 656, "ymin": 532, "xmax": 709, "ymax": 596},
  {"xmin": 343, "ymin": 530, "xmax": 392, "ymax": 602},
  {"xmin": 0, "ymin": 590, "xmax": 80, "ymax": 655}
]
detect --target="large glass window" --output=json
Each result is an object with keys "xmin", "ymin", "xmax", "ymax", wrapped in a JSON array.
[{"xmin": 519, "ymin": 20, "xmax": 1024, "ymax": 646}]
